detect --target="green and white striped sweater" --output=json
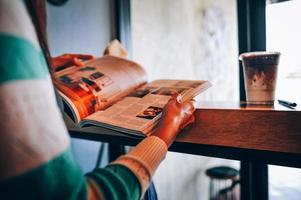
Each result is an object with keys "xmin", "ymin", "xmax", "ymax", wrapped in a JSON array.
[{"xmin": 0, "ymin": 1, "xmax": 167, "ymax": 199}]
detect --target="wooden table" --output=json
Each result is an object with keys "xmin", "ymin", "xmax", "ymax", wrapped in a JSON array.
[
  {"xmin": 68, "ymin": 101, "xmax": 301, "ymax": 200},
  {"xmin": 69, "ymin": 101, "xmax": 301, "ymax": 167}
]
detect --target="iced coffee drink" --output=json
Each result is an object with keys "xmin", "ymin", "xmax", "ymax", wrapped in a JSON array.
[{"xmin": 239, "ymin": 51, "xmax": 280, "ymax": 104}]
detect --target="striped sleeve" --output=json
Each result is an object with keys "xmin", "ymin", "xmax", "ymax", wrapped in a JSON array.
[
  {"xmin": 0, "ymin": 1, "xmax": 167, "ymax": 200},
  {"xmin": 86, "ymin": 136, "xmax": 168, "ymax": 199},
  {"xmin": 0, "ymin": 1, "xmax": 86, "ymax": 199},
  {"xmin": 0, "ymin": 0, "xmax": 70, "ymax": 181}
]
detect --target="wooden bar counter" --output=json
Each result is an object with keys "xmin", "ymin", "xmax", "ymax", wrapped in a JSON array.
[{"xmin": 68, "ymin": 101, "xmax": 301, "ymax": 168}]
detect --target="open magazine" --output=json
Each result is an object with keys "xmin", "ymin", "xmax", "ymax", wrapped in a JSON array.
[{"xmin": 54, "ymin": 55, "xmax": 211, "ymax": 136}]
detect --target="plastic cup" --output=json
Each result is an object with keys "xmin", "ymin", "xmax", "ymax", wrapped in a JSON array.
[{"xmin": 239, "ymin": 51, "xmax": 280, "ymax": 105}]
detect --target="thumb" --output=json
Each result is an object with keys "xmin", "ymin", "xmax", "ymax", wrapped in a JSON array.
[{"xmin": 72, "ymin": 57, "xmax": 85, "ymax": 67}]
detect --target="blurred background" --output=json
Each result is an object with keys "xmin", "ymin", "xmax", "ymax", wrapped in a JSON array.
[{"xmin": 46, "ymin": 0, "xmax": 301, "ymax": 199}]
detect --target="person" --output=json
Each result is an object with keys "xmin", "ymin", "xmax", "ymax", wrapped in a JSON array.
[{"xmin": 0, "ymin": 1, "xmax": 195, "ymax": 199}]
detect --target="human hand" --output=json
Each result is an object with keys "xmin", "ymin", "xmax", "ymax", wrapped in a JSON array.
[
  {"xmin": 51, "ymin": 54, "xmax": 94, "ymax": 71},
  {"xmin": 152, "ymin": 94, "xmax": 196, "ymax": 147}
]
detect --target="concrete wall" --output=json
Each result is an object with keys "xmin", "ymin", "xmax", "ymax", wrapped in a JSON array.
[
  {"xmin": 131, "ymin": 0, "xmax": 239, "ymax": 102},
  {"xmin": 131, "ymin": 0, "xmax": 239, "ymax": 199},
  {"xmin": 47, "ymin": 0, "xmax": 112, "ymax": 172}
]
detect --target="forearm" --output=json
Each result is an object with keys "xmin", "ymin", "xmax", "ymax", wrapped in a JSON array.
[{"xmin": 87, "ymin": 136, "xmax": 168, "ymax": 199}]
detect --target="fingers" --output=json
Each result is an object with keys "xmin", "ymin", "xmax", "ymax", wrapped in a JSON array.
[
  {"xmin": 68, "ymin": 54, "xmax": 94, "ymax": 62},
  {"xmin": 178, "ymin": 100, "xmax": 195, "ymax": 130},
  {"xmin": 60, "ymin": 54, "xmax": 94, "ymax": 60},
  {"xmin": 72, "ymin": 57, "xmax": 85, "ymax": 67},
  {"xmin": 179, "ymin": 115, "xmax": 195, "ymax": 130},
  {"xmin": 75, "ymin": 54, "xmax": 94, "ymax": 60},
  {"xmin": 165, "ymin": 96, "xmax": 195, "ymax": 120},
  {"xmin": 153, "ymin": 97, "xmax": 196, "ymax": 146},
  {"xmin": 66, "ymin": 54, "xmax": 94, "ymax": 65},
  {"xmin": 182, "ymin": 100, "xmax": 196, "ymax": 115},
  {"xmin": 169, "ymin": 93, "xmax": 181, "ymax": 103},
  {"xmin": 52, "ymin": 54, "xmax": 94, "ymax": 70}
]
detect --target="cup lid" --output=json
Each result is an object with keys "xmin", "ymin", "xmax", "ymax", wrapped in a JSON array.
[{"xmin": 239, "ymin": 51, "xmax": 280, "ymax": 60}]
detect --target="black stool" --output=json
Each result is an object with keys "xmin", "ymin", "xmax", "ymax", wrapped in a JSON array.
[{"xmin": 206, "ymin": 166, "xmax": 239, "ymax": 200}]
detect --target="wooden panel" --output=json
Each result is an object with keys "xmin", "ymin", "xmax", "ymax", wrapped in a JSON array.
[
  {"xmin": 68, "ymin": 102, "xmax": 301, "ymax": 166},
  {"xmin": 178, "ymin": 104, "xmax": 301, "ymax": 154}
]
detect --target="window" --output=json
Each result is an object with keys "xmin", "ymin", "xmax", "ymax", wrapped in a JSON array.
[
  {"xmin": 266, "ymin": 0, "xmax": 301, "ymax": 103},
  {"xmin": 266, "ymin": 1, "xmax": 301, "ymax": 199}
]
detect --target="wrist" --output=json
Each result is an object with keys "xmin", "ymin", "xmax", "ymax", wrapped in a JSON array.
[{"xmin": 152, "ymin": 125, "xmax": 178, "ymax": 147}]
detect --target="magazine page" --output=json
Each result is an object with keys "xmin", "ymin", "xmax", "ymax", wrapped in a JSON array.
[
  {"xmin": 58, "ymin": 91, "xmax": 82, "ymax": 123},
  {"xmin": 54, "ymin": 55, "xmax": 147, "ymax": 122},
  {"xmin": 80, "ymin": 79, "xmax": 211, "ymax": 135}
]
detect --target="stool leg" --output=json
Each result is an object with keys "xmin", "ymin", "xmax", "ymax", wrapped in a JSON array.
[{"xmin": 209, "ymin": 179, "xmax": 214, "ymax": 200}]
